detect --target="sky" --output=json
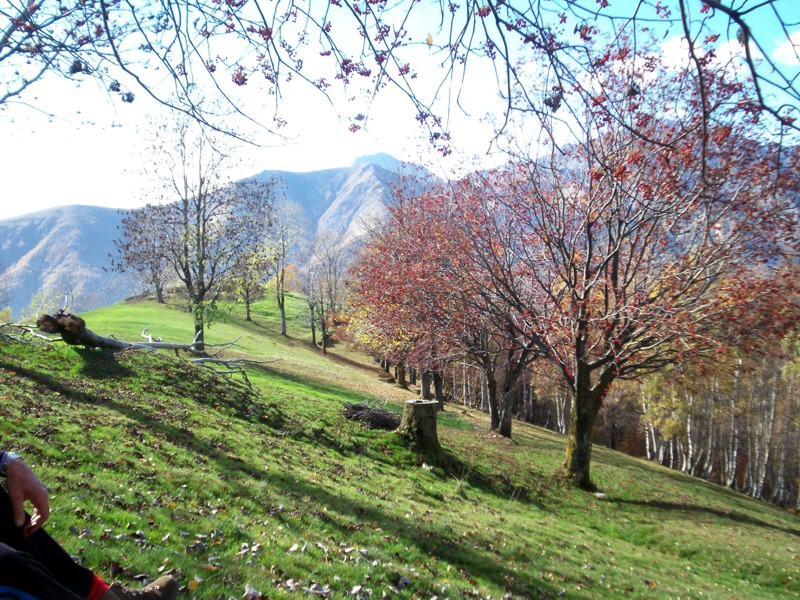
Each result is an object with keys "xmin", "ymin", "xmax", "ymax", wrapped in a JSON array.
[
  {"xmin": 0, "ymin": 1, "xmax": 797, "ymax": 222},
  {"xmin": 0, "ymin": 0, "xmax": 505, "ymax": 222},
  {"xmin": 0, "ymin": 69, "xmax": 499, "ymax": 221}
]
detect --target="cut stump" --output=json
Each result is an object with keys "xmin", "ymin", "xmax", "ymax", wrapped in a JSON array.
[{"xmin": 397, "ymin": 400, "xmax": 443, "ymax": 461}]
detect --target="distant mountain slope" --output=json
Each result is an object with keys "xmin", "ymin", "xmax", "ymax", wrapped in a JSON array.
[
  {"xmin": 251, "ymin": 161, "xmax": 401, "ymax": 246},
  {"xmin": 0, "ymin": 205, "xmax": 135, "ymax": 319},
  {"xmin": 0, "ymin": 156, "xmax": 416, "ymax": 319}
]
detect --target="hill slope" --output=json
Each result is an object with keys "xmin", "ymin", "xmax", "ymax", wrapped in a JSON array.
[{"xmin": 0, "ymin": 297, "xmax": 798, "ymax": 599}]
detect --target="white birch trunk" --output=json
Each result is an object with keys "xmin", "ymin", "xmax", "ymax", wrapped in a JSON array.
[
  {"xmin": 754, "ymin": 383, "xmax": 777, "ymax": 499},
  {"xmin": 725, "ymin": 363, "xmax": 742, "ymax": 489}
]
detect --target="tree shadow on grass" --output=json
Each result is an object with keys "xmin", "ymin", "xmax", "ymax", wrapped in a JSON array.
[
  {"xmin": 607, "ymin": 498, "xmax": 800, "ymax": 538},
  {"xmin": 4, "ymin": 361, "xmax": 281, "ymax": 482},
  {"xmin": 246, "ymin": 367, "xmax": 546, "ymax": 511},
  {"xmin": 251, "ymin": 362, "xmax": 372, "ymax": 405},
  {"xmin": 6, "ymin": 358, "xmax": 565, "ymax": 597},
  {"xmin": 46, "ymin": 396, "xmax": 556, "ymax": 594},
  {"xmin": 71, "ymin": 346, "xmax": 136, "ymax": 379},
  {"xmin": 256, "ymin": 471, "xmax": 562, "ymax": 599},
  {"xmin": 439, "ymin": 448, "xmax": 544, "ymax": 508},
  {"xmin": 594, "ymin": 450, "xmax": 798, "ymax": 519},
  {"xmin": 248, "ymin": 367, "xmax": 536, "ymax": 501}
]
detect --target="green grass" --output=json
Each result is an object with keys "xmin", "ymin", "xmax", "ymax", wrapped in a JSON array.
[{"xmin": 1, "ymin": 295, "xmax": 798, "ymax": 599}]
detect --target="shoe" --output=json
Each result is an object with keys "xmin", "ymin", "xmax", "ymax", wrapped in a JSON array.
[{"xmin": 102, "ymin": 576, "xmax": 178, "ymax": 600}]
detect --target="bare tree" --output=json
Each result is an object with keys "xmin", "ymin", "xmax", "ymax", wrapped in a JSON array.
[
  {"xmin": 117, "ymin": 117, "xmax": 275, "ymax": 351},
  {"xmin": 301, "ymin": 257, "xmax": 321, "ymax": 349},
  {"xmin": 270, "ymin": 199, "xmax": 307, "ymax": 336},
  {"xmin": 301, "ymin": 239, "xmax": 347, "ymax": 354},
  {"xmin": 113, "ymin": 207, "xmax": 171, "ymax": 303}
]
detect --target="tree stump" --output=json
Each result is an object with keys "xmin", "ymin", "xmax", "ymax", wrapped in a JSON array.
[{"xmin": 397, "ymin": 400, "xmax": 443, "ymax": 461}]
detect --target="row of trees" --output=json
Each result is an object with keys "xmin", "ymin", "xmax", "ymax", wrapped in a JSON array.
[
  {"xmin": 641, "ymin": 348, "xmax": 800, "ymax": 507},
  {"xmin": 348, "ymin": 38, "xmax": 800, "ymax": 490},
  {"xmin": 410, "ymin": 341, "xmax": 800, "ymax": 507}
]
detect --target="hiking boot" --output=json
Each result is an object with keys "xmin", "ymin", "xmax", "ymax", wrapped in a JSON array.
[{"xmin": 101, "ymin": 576, "xmax": 178, "ymax": 600}]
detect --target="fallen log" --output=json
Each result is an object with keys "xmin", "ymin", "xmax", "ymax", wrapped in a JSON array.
[{"xmin": 13, "ymin": 310, "xmax": 273, "ymax": 386}]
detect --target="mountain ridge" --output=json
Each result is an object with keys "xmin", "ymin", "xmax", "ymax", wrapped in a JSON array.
[{"xmin": 0, "ymin": 157, "xmax": 413, "ymax": 319}]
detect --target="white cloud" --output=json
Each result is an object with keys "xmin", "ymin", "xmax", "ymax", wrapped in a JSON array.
[{"xmin": 772, "ymin": 31, "xmax": 800, "ymax": 65}]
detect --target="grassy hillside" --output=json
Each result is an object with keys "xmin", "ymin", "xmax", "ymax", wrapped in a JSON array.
[{"xmin": 1, "ymin": 296, "xmax": 798, "ymax": 599}]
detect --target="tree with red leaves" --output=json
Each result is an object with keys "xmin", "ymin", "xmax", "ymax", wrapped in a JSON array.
[
  {"xmin": 352, "ymin": 40, "xmax": 800, "ymax": 489},
  {"xmin": 448, "ymin": 51, "xmax": 800, "ymax": 489},
  {"xmin": 350, "ymin": 179, "xmax": 542, "ymax": 439}
]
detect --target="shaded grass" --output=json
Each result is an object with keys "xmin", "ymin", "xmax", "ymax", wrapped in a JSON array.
[{"xmin": 0, "ymin": 296, "xmax": 798, "ymax": 599}]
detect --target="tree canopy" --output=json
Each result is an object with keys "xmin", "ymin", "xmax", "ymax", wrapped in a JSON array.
[
  {"xmin": 3, "ymin": 1, "xmax": 797, "ymax": 147},
  {"xmin": 351, "ymin": 35, "xmax": 800, "ymax": 487}
]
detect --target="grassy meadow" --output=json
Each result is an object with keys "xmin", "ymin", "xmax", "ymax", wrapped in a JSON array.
[{"xmin": 0, "ymin": 294, "xmax": 798, "ymax": 599}]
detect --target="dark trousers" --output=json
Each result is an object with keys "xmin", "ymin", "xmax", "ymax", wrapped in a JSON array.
[{"xmin": 0, "ymin": 487, "xmax": 93, "ymax": 600}]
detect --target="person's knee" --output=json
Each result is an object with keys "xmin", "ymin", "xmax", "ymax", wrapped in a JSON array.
[
  {"xmin": 0, "ymin": 541, "xmax": 45, "ymax": 577},
  {"xmin": 0, "ymin": 541, "xmax": 19, "ymax": 561},
  {"xmin": 0, "ymin": 544, "xmax": 53, "ymax": 599}
]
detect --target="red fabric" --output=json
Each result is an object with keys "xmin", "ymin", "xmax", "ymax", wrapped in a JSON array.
[{"xmin": 85, "ymin": 574, "xmax": 109, "ymax": 600}]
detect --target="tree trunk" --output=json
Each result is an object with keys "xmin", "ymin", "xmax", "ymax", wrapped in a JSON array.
[
  {"xmin": 433, "ymin": 371, "xmax": 445, "ymax": 410},
  {"xmin": 498, "ymin": 386, "xmax": 514, "ymax": 438},
  {"xmin": 397, "ymin": 400, "xmax": 443, "ymax": 462},
  {"xmin": 565, "ymin": 378, "xmax": 605, "ymax": 490},
  {"xmin": 485, "ymin": 370, "xmax": 500, "ymax": 430},
  {"xmin": 396, "ymin": 364, "xmax": 408, "ymax": 388},
  {"xmin": 320, "ymin": 320, "xmax": 328, "ymax": 355},
  {"xmin": 192, "ymin": 300, "xmax": 206, "ymax": 353},
  {"xmin": 155, "ymin": 281, "xmax": 165, "ymax": 304},
  {"xmin": 409, "ymin": 367, "xmax": 417, "ymax": 386},
  {"xmin": 420, "ymin": 370, "xmax": 433, "ymax": 400},
  {"xmin": 557, "ymin": 390, "xmax": 569, "ymax": 435},
  {"xmin": 278, "ymin": 291, "xmax": 287, "ymax": 336},
  {"xmin": 277, "ymin": 265, "xmax": 288, "ymax": 336},
  {"xmin": 244, "ymin": 289, "xmax": 252, "ymax": 322}
]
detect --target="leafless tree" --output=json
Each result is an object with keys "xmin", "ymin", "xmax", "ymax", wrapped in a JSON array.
[
  {"xmin": 115, "ymin": 117, "xmax": 276, "ymax": 351},
  {"xmin": 301, "ymin": 238, "xmax": 347, "ymax": 354},
  {"xmin": 113, "ymin": 207, "xmax": 171, "ymax": 303},
  {"xmin": 269, "ymin": 199, "xmax": 308, "ymax": 336}
]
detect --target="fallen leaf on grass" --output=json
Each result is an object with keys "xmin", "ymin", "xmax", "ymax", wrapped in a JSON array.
[
  {"xmin": 243, "ymin": 584, "xmax": 264, "ymax": 599},
  {"xmin": 302, "ymin": 582, "xmax": 330, "ymax": 597},
  {"xmin": 187, "ymin": 577, "xmax": 203, "ymax": 591}
]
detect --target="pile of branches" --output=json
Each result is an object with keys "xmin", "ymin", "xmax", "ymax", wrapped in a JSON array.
[{"xmin": 342, "ymin": 402, "xmax": 401, "ymax": 430}]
